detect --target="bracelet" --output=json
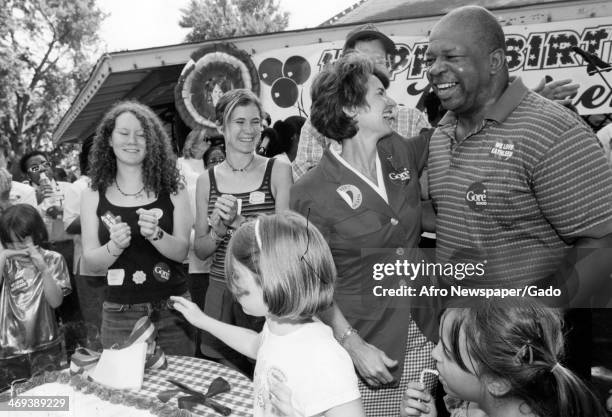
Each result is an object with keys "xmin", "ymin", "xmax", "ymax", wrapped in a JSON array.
[
  {"xmin": 209, "ymin": 227, "xmax": 226, "ymax": 242},
  {"xmin": 148, "ymin": 227, "xmax": 164, "ymax": 242},
  {"xmin": 338, "ymin": 326, "xmax": 358, "ymax": 346},
  {"xmin": 106, "ymin": 242, "xmax": 121, "ymax": 257}
]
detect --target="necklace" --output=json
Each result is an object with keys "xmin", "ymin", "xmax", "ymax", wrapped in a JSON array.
[
  {"xmin": 225, "ymin": 154, "xmax": 255, "ymax": 172},
  {"xmin": 115, "ymin": 180, "xmax": 144, "ymax": 197}
]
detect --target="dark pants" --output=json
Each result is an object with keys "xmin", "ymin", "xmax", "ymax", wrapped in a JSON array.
[
  {"xmin": 48, "ymin": 240, "xmax": 80, "ymax": 324},
  {"xmin": 0, "ymin": 342, "xmax": 64, "ymax": 392},
  {"xmin": 75, "ymin": 274, "xmax": 105, "ymax": 332},
  {"xmin": 101, "ymin": 294, "xmax": 195, "ymax": 356},
  {"xmin": 188, "ymin": 272, "xmax": 210, "ymax": 357}
]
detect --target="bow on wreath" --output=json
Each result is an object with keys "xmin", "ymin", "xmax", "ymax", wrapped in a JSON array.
[{"xmin": 69, "ymin": 316, "xmax": 168, "ymax": 375}]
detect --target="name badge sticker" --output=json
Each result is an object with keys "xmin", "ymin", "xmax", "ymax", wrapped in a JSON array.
[
  {"xmin": 249, "ymin": 191, "xmax": 265, "ymax": 205},
  {"xmin": 489, "ymin": 140, "xmax": 515, "ymax": 160},
  {"xmin": 107, "ymin": 269, "xmax": 125, "ymax": 286}
]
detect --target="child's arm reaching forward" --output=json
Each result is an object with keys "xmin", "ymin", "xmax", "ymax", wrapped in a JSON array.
[
  {"xmin": 401, "ymin": 382, "xmax": 437, "ymax": 417},
  {"xmin": 171, "ymin": 296, "xmax": 261, "ymax": 359}
]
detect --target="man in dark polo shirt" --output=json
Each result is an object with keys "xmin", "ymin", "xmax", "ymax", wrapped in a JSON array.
[{"xmin": 426, "ymin": 6, "xmax": 612, "ymax": 305}]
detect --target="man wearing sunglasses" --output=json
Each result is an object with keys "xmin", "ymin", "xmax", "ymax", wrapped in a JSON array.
[{"xmin": 19, "ymin": 151, "xmax": 71, "ymax": 243}]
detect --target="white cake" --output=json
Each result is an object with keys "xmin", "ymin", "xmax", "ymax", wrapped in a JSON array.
[
  {"xmin": 4, "ymin": 382, "xmax": 156, "ymax": 417},
  {"xmin": 4, "ymin": 373, "xmax": 188, "ymax": 417}
]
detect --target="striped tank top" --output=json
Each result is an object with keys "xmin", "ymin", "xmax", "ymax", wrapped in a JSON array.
[{"xmin": 208, "ymin": 158, "xmax": 276, "ymax": 282}]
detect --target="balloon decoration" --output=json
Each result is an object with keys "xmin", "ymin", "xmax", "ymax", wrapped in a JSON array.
[
  {"xmin": 258, "ymin": 55, "xmax": 311, "ymax": 109},
  {"xmin": 175, "ymin": 43, "xmax": 260, "ymax": 129}
]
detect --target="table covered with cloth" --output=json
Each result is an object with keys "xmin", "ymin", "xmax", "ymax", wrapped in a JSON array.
[
  {"xmin": 1, "ymin": 355, "xmax": 253, "ymax": 417},
  {"xmin": 141, "ymin": 355, "xmax": 253, "ymax": 416}
]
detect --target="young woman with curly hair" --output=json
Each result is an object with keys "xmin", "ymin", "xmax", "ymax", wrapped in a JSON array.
[{"xmin": 81, "ymin": 100, "xmax": 195, "ymax": 355}]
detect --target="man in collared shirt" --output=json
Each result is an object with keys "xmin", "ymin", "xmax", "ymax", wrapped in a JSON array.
[
  {"xmin": 19, "ymin": 151, "xmax": 71, "ymax": 243},
  {"xmin": 291, "ymin": 24, "xmax": 430, "ymax": 182},
  {"xmin": 426, "ymin": 6, "xmax": 612, "ymax": 304},
  {"xmin": 0, "ymin": 140, "xmax": 36, "ymax": 208}
]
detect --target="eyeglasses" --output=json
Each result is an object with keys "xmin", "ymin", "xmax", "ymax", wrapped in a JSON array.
[{"xmin": 27, "ymin": 161, "xmax": 51, "ymax": 173}]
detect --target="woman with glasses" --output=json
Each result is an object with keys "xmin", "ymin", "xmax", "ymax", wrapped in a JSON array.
[
  {"xmin": 80, "ymin": 100, "xmax": 195, "ymax": 355},
  {"xmin": 194, "ymin": 89, "xmax": 292, "ymax": 374},
  {"xmin": 290, "ymin": 52, "xmax": 435, "ymax": 416}
]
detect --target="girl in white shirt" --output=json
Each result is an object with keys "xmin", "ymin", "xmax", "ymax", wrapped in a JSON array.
[{"xmin": 172, "ymin": 211, "xmax": 364, "ymax": 417}]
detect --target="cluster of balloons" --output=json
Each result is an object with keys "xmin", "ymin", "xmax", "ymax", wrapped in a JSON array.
[{"xmin": 258, "ymin": 56, "xmax": 311, "ymax": 108}]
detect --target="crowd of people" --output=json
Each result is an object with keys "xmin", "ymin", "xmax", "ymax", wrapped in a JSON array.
[{"xmin": 1, "ymin": 5, "xmax": 611, "ymax": 417}]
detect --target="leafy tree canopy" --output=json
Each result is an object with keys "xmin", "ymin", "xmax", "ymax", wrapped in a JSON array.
[
  {"xmin": 0, "ymin": 0, "xmax": 104, "ymax": 166},
  {"xmin": 179, "ymin": 0, "xmax": 289, "ymax": 42}
]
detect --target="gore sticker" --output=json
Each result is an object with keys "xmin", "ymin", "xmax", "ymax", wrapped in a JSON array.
[
  {"xmin": 388, "ymin": 167, "xmax": 411, "ymax": 183},
  {"xmin": 465, "ymin": 182, "xmax": 488, "ymax": 212},
  {"xmin": 152, "ymin": 262, "xmax": 171, "ymax": 282}
]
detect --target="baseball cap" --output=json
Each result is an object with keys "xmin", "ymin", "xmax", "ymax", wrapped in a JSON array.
[{"xmin": 343, "ymin": 24, "xmax": 396, "ymax": 54}]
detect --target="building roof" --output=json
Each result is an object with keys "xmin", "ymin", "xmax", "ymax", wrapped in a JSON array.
[{"xmin": 321, "ymin": 0, "xmax": 594, "ymax": 26}]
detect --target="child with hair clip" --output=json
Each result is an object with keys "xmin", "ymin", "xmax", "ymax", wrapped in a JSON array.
[
  {"xmin": 0, "ymin": 204, "xmax": 71, "ymax": 391},
  {"xmin": 401, "ymin": 297, "xmax": 608, "ymax": 417},
  {"xmin": 172, "ymin": 211, "xmax": 364, "ymax": 417}
]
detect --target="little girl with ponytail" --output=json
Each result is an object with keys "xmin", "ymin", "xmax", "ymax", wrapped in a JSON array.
[{"xmin": 401, "ymin": 297, "xmax": 607, "ymax": 417}]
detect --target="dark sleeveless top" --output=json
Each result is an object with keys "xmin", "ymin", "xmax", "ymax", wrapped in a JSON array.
[
  {"xmin": 97, "ymin": 191, "xmax": 188, "ymax": 304},
  {"xmin": 208, "ymin": 159, "xmax": 276, "ymax": 282}
]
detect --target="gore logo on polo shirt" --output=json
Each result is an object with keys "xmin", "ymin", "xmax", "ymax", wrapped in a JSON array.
[
  {"xmin": 490, "ymin": 141, "xmax": 514, "ymax": 160},
  {"xmin": 152, "ymin": 262, "xmax": 171, "ymax": 282},
  {"xmin": 466, "ymin": 182, "xmax": 488, "ymax": 211}
]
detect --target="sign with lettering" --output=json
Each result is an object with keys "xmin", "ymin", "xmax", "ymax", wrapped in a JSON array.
[{"xmin": 254, "ymin": 17, "xmax": 612, "ymax": 119}]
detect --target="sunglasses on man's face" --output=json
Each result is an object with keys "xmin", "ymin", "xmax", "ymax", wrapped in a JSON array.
[{"xmin": 27, "ymin": 161, "xmax": 51, "ymax": 173}]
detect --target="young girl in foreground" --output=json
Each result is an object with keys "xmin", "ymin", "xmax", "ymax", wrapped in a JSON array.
[
  {"xmin": 172, "ymin": 212, "xmax": 364, "ymax": 417},
  {"xmin": 401, "ymin": 297, "xmax": 607, "ymax": 417},
  {"xmin": 0, "ymin": 204, "xmax": 71, "ymax": 391}
]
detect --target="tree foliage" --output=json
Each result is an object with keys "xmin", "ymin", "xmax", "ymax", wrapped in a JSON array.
[
  {"xmin": 0, "ymin": 0, "xmax": 104, "ymax": 159},
  {"xmin": 179, "ymin": 0, "xmax": 289, "ymax": 42}
]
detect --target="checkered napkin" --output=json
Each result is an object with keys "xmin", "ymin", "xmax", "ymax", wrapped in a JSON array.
[{"xmin": 140, "ymin": 356, "xmax": 253, "ymax": 417}]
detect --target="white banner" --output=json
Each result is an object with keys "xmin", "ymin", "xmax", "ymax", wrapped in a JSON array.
[{"xmin": 253, "ymin": 16, "xmax": 612, "ymax": 120}]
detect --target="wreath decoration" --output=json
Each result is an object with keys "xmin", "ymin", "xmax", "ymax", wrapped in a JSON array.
[{"xmin": 175, "ymin": 43, "xmax": 260, "ymax": 129}]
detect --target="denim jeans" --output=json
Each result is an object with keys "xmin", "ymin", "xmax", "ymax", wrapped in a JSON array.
[
  {"xmin": 0, "ymin": 342, "xmax": 64, "ymax": 392},
  {"xmin": 75, "ymin": 274, "xmax": 105, "ymax": 331},
  {"xmin": 101, "ymin": 293, "xmax": 195, "ymax": 356}
]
